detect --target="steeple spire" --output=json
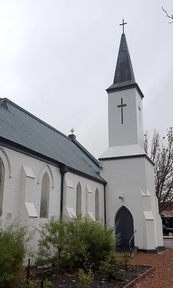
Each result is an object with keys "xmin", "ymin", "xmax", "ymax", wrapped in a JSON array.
[
  {"xmin": 113, "ymin": 33, "xmax": 135, "ymax": 85},
  {"xmin": 106, "ymin": 23, "xmax": 145, "ymax": 95},
  {"xmin": 107, "ymin": 25, "xmax": 144, "ymax": 98}
]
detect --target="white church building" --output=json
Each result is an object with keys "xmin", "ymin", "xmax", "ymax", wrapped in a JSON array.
[{"xmin": 0, "ymin": 29, "xmax": 164, "ymax": 253}]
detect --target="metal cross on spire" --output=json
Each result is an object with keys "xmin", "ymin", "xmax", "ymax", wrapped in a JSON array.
[{"xmin": 120, "ymin": 19, "xmax": 127, "ymax": 34}]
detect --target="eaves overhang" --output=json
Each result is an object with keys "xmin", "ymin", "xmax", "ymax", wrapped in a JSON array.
[
  {"xmin": 99, "ymin": 153, "xmax": 154, "ymax": 166},
  {"xmin": 106, "ymin": 82, "xmax": 144, "ymax": 99}
]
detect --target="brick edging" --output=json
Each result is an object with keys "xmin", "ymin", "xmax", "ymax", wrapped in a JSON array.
[{"xmin": 123, "ymin": 266, "xmax": 154, "ymax": 288}]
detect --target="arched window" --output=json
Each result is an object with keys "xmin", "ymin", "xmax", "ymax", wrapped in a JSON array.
[
  {"xmin": 76, "ymin": 183, "xmax": 82, "ymax": 216},
  {"xmin": 95, "ymin": 188, "xmax": 99, "ymax": 220},
  {"xmin": 0, "ymin": 158, "xmax": 5, "ymax": 216},
  {"xmin": 40, "ymin": 172, "xmax": 50, "ymax": 218}
]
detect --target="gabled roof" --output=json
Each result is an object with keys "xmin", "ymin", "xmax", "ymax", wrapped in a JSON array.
[{"xmin": 0, "ymin": 98, "xmax": 105, "ymax": 183}]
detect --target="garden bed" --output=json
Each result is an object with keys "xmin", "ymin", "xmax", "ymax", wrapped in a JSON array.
[{"xmin": 29, "ymin": 265, "xmax": 153, "ymax": 288}]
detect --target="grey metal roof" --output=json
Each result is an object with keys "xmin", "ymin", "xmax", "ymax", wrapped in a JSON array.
[
  {"xmin": 107, "ymin": 33, "xmax": 136, "ymax": 91},
  {"xmin": 0, "ymin": 98, "xmax": 105, "ymax": 183}
]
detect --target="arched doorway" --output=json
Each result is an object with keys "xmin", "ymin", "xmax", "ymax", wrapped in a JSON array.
[{"xmin": 115, "ymin": 206, "xmax": 134, "ymax": 248}]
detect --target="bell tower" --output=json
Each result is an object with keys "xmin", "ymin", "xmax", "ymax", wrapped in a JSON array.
[
  {"xmin": 100, "ymin": 21, "xmax": 164, "ymax": 253},
  {"xmin": 107, "ymin": 24, "xmax": 144, "ymax": 149}
]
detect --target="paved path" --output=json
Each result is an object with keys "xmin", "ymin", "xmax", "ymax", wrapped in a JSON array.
[
  {"xmin": 131, "ymin": 246, "xmax": 173, "ymax": 288},
  {"xmin": 163, "ymin": 236, "xmax": 173, "ymax": 248}
]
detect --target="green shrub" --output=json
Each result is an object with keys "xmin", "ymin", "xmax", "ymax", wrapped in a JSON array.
[
  {"xmin": 78, "ymin": 267, "xmax": 93, "ymax": 288},
  {"xmin": 99, "ymin": 252, "xmax": 131, "ymax": 281},
  {"xmin": 36, "ymin": 218, "xmax": 69, "ymax": 269},
  {"xmin": 99, "ymin": 252, "xmax": 124, "ymax": 280},
  {"xmin": 0, "ymin": 220, "xmax": 28, "ymax": 288},
  {"xmin": 20, "ymin": 278, "xmax": 51, "ymax": 288},
  {"xmin": 71, "ymin": 217, "xmax": 116, "ymax": 269},
  {"xmin": 36, "ymin": 217, "xmax": 116, "ymax": 271}
]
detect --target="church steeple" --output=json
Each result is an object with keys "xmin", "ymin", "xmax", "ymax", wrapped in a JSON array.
[
  {"xmin": 107, "ymin": 29, "xmax": 144, "ymax": 98},
  {"xmin": 107, "ymin": 33, "xmax": 136, "ymax": 91},
  {"xmin": 113, "ymin": 33, "xmax": 135, "ymax": 86},
  {"xmin": 106, "ymin": 27, "xmax": 144, "ymax": 148}
]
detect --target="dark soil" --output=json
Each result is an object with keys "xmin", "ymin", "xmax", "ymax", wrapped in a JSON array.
[{"xmin": 29, "ymin": 265, "xmax": 150, "ymax": 288}]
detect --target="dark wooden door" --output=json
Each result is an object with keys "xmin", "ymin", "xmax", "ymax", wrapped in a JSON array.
[{"xmin": 115, "ymin": 206, "xmax": 134, "ymax": 247}]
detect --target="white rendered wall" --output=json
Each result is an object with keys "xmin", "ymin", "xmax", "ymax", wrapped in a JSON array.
[
  {"xmin": 143, "ymin": 159, "xmax": 163, "ymax": 248},
  {"xmin": 100, "ymin": 156, "xmax": 163, "ymax": 251},
  {"xmin": 0, "ymin": 146, "xmax": 105, "ymax": 262},
  {"xmin": 0, "ymin": 146, "xmax": 61, "ymax": 223},
  {"xmin": 0, "ymin": 145, "xmax": 105, "ymax": 225},
  {"xmin": 64, "ymin": 172, "xmax": 104, "ymax": 222},
  {"xmin": 108, "ymin": 88, "xmax": 144, "ymax": 148}
]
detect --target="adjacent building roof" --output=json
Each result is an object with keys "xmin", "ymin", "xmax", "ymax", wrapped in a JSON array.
[
  {"xmin": 0, "ymin": 98, "xmax": 105, "ymax": 183},
  {"xmin": 160, "ymin": 202, "xmax": 173, "ymax": 218}
]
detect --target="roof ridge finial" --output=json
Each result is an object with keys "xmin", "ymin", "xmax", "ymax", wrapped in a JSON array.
[
  {"xmin": 70, "ymin": 128, "xmax": 74, "ymax": 134},
  {"xmin": 120, "ymin": 19, "xmax": 127, "ymax": 34}
]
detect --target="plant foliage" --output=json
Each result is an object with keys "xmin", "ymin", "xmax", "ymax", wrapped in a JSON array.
[
  {"xmin": 99, "ymin": 252, "xmax": 130, "ymax": 280},
  {"xmin": 0, "ymin": 220, "xmax": 28, "ymax": 288},
  {"xmin": 36, "ymin": 217, "xmax": 116, "ymax": 271},
  {"xmin": 20, "ymin": 278, "xmax": 51, "ymax": 288},
  {"xmin": 78, "ymin": 267, "xmax": 93, "ymax": 288}
]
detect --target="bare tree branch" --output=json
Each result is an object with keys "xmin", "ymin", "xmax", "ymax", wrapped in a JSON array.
[
  {"xmin": 162, "ymin": 7, "xmax": 173, "ymax": 24},
  {"xmin": 145, "ymin": 128, "xmax": 173, "ymax": 213}
]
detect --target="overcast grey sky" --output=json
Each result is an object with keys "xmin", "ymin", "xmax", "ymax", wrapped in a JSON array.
[{"xmin": 0, "ymin": 0, "xmax": 173, "ymax": 158}]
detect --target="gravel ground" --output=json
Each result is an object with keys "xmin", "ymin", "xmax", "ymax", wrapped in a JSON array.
[{"xmin": 130, "ymin": 249, "xmax": 173, "ymax": 288}]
